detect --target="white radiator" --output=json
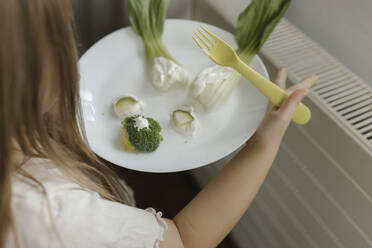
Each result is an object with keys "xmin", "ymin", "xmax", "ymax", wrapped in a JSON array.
[{"xmin": 191, "ymin": 5, "xmax": 372, "ymax": 248}]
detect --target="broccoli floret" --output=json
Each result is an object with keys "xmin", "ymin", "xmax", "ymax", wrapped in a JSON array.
[{"xmin": 122, "ymin": 115, "xmax": 163, "ymax": 152}]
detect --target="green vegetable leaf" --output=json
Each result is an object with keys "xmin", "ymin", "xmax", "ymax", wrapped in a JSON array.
[
  {"xmin": 128, "ymin": 0, "xmax": 175, "ymax": 65},
  {"xmin": 236, "ymin": 0, "xmax": 291, "ymax": 63}
]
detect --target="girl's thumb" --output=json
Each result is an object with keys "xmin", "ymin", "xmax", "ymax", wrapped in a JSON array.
[{"xmin": 279, "ymin": 88, "xmax": 310, "ymax": 121}]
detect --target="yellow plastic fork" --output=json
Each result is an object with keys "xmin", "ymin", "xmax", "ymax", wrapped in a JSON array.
[{"xmin": 193, "ymin": 26, "xmax": 311, "ymax": 125}]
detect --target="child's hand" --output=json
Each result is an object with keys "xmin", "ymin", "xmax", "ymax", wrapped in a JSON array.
[{"xmin": 253, "ymin": 67, "xmax": 319, "ymax": 148}]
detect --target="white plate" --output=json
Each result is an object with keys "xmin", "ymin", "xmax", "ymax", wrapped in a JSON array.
[{"xmin": 79, "ymin": 19, "xmax": 269, "ymax": 173}]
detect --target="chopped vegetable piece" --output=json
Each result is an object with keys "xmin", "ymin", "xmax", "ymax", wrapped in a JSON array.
[
  {"xmin": 172, "ymin": 107, "xmax": 199, "ymax": 137},
  {"xmin": 113, "ymin": 96, "xmax": 144, "ymax": 119},
  {"xmin": 122, "ymin": 115, "xmax": 163, "ymax": 152}
]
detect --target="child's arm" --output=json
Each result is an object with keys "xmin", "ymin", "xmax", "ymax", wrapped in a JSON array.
[{"xmin": 160, "ymin": 68, "xmax": 319, "ymax": 248}]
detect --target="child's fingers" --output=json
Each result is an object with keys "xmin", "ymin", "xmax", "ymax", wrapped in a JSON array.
[
  {"xmin": 266, "ymin": 67, "xmax": 288, "ymax": 114},
  {"xmin": 287, "ymin": 74, "xmax": 319, "ymax": 94},
  {"xmin": 278, "ymin": 88, "xmax": 310, "ymax": 121},
  {"xmin": 274, "ymin": 67, "xmax": 287, "ymax": 89}
]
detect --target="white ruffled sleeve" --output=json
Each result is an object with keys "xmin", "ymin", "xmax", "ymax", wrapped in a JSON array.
[
  {"xmin": 52, "ymin": 189, "xmax": 168, "ymax": 248},
  {"xmin": 145, "ymin": 208, "xmax": 168, "ymax": 248},
  {"xmin": 11, "ymin": 168, "xmax": 168, "ymax": 248}
]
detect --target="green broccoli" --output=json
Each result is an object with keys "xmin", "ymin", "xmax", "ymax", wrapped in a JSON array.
[{"xmin": 122, "ymin": 115, "xmax": 163, "ymax": 152}]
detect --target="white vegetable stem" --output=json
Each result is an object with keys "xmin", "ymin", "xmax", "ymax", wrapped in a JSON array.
[
  {"xmin": 192, "ymin": 66, "xmax": 242, "ymax": 112},
  {"xmin": 151, "ymin": 57, "xmax": 190, "ymax": 91}
]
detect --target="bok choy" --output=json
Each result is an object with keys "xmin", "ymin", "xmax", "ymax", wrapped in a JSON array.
[
  {"xmin": 191, "ymin": 0, "xmax": 291, "ymax": 112},
  {"xmin": 128, "ymin": 0, "xmax": 190, "ymax": 91}
]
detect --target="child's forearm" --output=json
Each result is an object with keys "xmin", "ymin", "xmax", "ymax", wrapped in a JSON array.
[
  {"xmin": 173, "ymin": 135, "xmax": 280, "ymax": 248},
  {"xmin": 162, "ymin": 69, "xmax": 317, "ymax": 248}
]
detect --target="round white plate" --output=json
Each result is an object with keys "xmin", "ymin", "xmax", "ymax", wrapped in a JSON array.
[{"xmin": 79, "ymin": 19, "xmax": 269, "ymax": 173}]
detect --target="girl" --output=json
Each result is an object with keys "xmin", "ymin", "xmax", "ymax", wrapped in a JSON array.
[{"xmin": 1, "ymin": 0, "xmax": 318, "ymax": 247}]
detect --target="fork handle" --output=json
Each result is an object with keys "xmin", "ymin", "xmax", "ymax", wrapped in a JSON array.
[{"xmin": 234, "ymin": 60, "xmax": 311, "ymax": 125}]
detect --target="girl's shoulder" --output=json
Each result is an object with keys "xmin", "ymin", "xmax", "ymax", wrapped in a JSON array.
[
  {"xmin": 10, "ymin": 158, "xmax": 167, "ymax": 248},
  {"xmin": 12, "ymin": 158, "xmax": 77, "ymax": 198}
]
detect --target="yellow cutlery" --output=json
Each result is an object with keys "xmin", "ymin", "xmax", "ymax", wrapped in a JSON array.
[{"xmin": 193, "ymin": 26, "xmax": 311, "ymax": 125}]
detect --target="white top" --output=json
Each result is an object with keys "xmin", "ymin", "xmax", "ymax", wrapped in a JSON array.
[{"xmin": 9, "ymin": 158, "xmax": 167, "ymax": 248}]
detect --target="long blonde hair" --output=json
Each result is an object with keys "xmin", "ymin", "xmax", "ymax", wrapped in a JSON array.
[{"xmin": 0, "ymin": 1, "xmax": 133, "ymax": 247}]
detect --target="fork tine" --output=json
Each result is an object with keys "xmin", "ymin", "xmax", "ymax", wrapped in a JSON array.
[
  {"xmin": 198, "ymin": 29, "xmax": 214, "ymax": 46},
  {"xmin": 194, "ymin": 33, "xmax": 211, "ymax": 50},
  {"xmin": 200, "ymin": 26, "xmax": 219, "ymax": 41},
  {"xmin": 192, "ymin": 36, "xmax": 206, "ymax": 51}
]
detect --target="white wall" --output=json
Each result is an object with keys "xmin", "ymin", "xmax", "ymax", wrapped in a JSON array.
[
  {"xmin": 168, "ymin": 0, "xmax": 193, "ymax": 19},
  {"xmin": 285, "ymin": 0, "xmax": 372, "ymax": 86}
]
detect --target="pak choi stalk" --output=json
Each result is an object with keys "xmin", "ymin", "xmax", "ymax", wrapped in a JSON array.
[
  {"xmin": 128, "ymin": 0, "xmax": 190, "ymax": 91},
  {"xmin": 192, "ymin": 0, "xmax": 291, "ymax": 112}
]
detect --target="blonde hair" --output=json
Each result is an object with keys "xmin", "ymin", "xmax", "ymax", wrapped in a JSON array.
[{"xmin": 0, "ymin": 1, "xmax": 133, "ymax": 247}]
